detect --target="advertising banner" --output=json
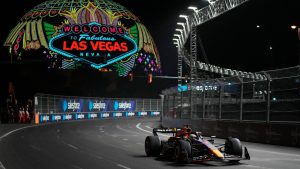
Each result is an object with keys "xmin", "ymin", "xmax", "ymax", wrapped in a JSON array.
[
  {"xmin": 88, "ymin": 100, "xmax": 108, "ymax": 112},
  {"xmin": 37, "ymin": 111, "xmax": 160, "ymax": 124},
  {"xmin": 58, "ymin": 99, "xmax": 136, "ymax": 113},
  {"xmin": 110, "ymin": 100, "xmax": 136, "ymax": 111},
  {"xmin": 61, "ymin": 99, "xmax": 85, "ymax": 113}
]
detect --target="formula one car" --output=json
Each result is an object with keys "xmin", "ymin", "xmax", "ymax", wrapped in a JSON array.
[{"xmin": 144, "ymin": 125, "xmax": 250, "ymax": 163}]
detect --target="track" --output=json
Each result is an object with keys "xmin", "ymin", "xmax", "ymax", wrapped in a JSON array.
[{"xmin": 0, "ymin": 118, "xmax": 300, "ymax": 169}]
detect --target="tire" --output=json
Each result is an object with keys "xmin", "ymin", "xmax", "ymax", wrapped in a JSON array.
[
  {"xmin": 225, "ymin": 137, "xmax": 242, "ymax": 156},
  {"xmin": 174, "ymin": 140, "xmax": 192, "ymax": 164},
  {"xmin": 145, "ymin": 136, "xmax": 161, "ymax": 157}
]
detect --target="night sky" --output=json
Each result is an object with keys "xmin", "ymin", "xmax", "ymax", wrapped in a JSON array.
[{"xmin": 1, "ymin": 0, "xmax": 300, "ymax": 102}]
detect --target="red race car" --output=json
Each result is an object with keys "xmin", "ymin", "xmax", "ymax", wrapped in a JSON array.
[{"xmin": 145, "ymin": 125, "xmax": 250, "ymax": 163}]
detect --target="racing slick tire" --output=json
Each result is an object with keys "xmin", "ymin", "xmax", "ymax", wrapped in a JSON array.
[
  {"xmin": 225, "ymin": 137, "xmax": 243, "ymax": 157},
  {"xmin": 145, "ymin": 136, "xmax": 161, "ymax": 157},
  {"xmin": 174, "ymin": 140, "xmax": 192, "ymax": 164}
]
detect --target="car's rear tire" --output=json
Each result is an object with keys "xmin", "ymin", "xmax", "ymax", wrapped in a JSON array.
[
  {"xmin": 174, "ymin": 140, "xmax": 192, "ymax": 164},
  {"xmin": 225, "ymin": 137, "xmax": 242, "ymax": 157},
  {"xmin": 145, "ymin": 136, "xmax": 161, "ymax": 157}
]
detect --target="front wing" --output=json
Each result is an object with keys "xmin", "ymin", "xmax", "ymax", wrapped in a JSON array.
[{"xmin": 192, "ymin": 147, "xmax": 250, "ymax": 162}]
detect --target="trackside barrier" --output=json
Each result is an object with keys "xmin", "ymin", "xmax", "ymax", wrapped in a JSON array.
[
  {"xmin": 33, "ymin": 93, "xmax": 162, "ymax": 124},
  {"xmin": 162, "ymin": 118, "xmax": 300, "ymax": 148},
  {"xmin": 161, "ymin": 66, "xmax": 300, "ymax": 147},
  {"xmin": 35, "ymin": 111, "xmax": 160, "ymax": 124}
]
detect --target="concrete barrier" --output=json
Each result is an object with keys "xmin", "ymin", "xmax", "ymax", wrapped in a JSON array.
[{"xmin": 162, "ymin": 118, "xmax": 300, "ymax": 147}]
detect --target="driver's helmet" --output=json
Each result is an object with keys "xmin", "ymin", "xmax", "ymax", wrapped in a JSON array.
[
  {"xmin": 176, "ymin": 127, "xmax": 191, "ymax": 138},
  {"xmin": 189, "ymin": 133, "xmax": 197, "ymax": 140}
]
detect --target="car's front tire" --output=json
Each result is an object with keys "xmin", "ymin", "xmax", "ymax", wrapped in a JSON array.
[
  {"xmin": 225, "ymin": 137, "xmax": 243, "ymax": 156},
  {"xmin": 174, "ymin": 140, "xmax": 192, "ymax": 164}
]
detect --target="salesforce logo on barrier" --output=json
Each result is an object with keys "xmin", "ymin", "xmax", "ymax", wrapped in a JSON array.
[
  {"xmin": 75, "ymin": 114, "xmax": 85, "ymax": 120},
  {"xmin": 63, "ymin": 100, "xmax": 82, "ymax": 112},
  {"xmin": 62, "ymin": 114, "xmax": 73, "ymax": 121},
  {"xmin": 101, "ymin": 112, "xmax": 110, "ymax": 118},
  {"xmin": 52, "ymin": 114, "xmax": 62, "ymax": 121},
  {"xmin": 138, "ymin": 112, "xmax": 148, "ymax": 117},
  {"xmin": 89, "ymin": 100, "xmax": 106, "ymax": 111},
  {"xmin": 40, "ymin": 115, "xmax": 50, "ymax": 123},
  {"xmin": 125, "ymin": 112, "xmax": 135, "ymax": 117},
  {"xmin": 113, "ymin": 112, "xmax": 123, "ymax": 117},
  {"xmin": 114, "ymin": 101, "xmax": 135, "ymax": 111},
  {"xmin": 151, "ymin": 112, "xmax": 160, "ymax": 116},
  {"xmin": 88, "ymin": 113, "xmax": 98, "ymax": 119},
  {"xmin": 114, "ymin": 101, "xmax": 119, "ymax": 110},
  {"xmin": 63, "ymin": 100, "xmax": 68, "ymax": 111}
]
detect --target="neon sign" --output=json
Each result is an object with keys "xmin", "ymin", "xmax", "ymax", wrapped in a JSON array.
[{"xmin": 49, "ymin": 22, "xmax": 138, "ymax": 69}]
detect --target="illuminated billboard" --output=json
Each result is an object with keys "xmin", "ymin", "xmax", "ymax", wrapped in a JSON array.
[
  {"xmin": 60, "ymin": 99, "xmax": 135, "ymax": 113},
  {"xmin": 4, "ymin": 0, "xmax": 161, "ymax": 77}
]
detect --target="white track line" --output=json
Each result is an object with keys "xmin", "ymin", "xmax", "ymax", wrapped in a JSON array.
[
  {"xmin": 30, "ymin": 145, "xmax": 41, "ymax": 151},
  {"xmin": 136, "ymin": 123, "xmax": 152, "ymax": 134},
  {"xmin": 136, "ymin": 123, "xmax": 170, "ymax": 137},
  {"xmin": 67, "ymin": 144, "xmax": 79, "ymax": 150},
  {"xmin": 0, "ymin": 161, "xmax": 6, "ymax": 169},
  {"xmin": 117, "ymin": 125, "xmax": 147, "ymax": 136},
  {"xmin": 244, "ymin": 164, "xmax": 277, "ymax": 169},
  {"xmin": 0, "ymin": 125, "xmax": 38, "ymax": 141},
  {"xmin": 250, "ymin": 148, "xmax": 300, "ymax": 157},
  {"xmin": 72, "ymin": 165, "xmax": 83, "ymax": 169},
  {"xmin": 116, "ymin": 164, "xmax": 131, "ymax": 169}
]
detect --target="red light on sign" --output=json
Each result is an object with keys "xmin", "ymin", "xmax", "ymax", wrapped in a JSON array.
[
  {"xmin": 148, "ymin": 73, "xmax": 152, "ymax": 84},
  {"xmin": 100, "ymin": 68, "xmax": 108, "ymax": 72},
  {"xmin": 128, "ymin": 72, "xmax": 133, "ymax": 81}
]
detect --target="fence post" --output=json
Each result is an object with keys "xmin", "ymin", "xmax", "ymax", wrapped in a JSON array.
[
  {"xmin": 267, "ymin": 80, "xmax": 271, "ymax": 123},
  {"xmin": 160, "ymin": 95, "xmax": 164, "ymax": 121},
  {"xmin": 54, "ymin": 95, "xmax": 56, "ymax": 114},
  {"xmin": 180, "ymin": 92, "xmax": 183, "ymax": 118},
  {"xmin": 142, "ymin": 99, "xmax": 145, "ymax": 111},
  {"xmin": 202, "ymin": 90, "xmax": 205, "ymax": 119},
  {"xmin": 150, "ymin": 99, "xmax": 152, "ymax": 112},
  {"xmin": 165, "ymin": 95, "xmax": 169, "ymax": 117},
  {"xmin": 263, "ymin": 71, "xmax": 271, "ymax": 123},
  {"xmin": 218, "ymin": 81, "xmax": 223, "ymax": 120},
  {"xmin": 40, "ymin": 95, "xmax": 42, "ymax": 114},
  {"xmin": 190, "ymin": 85, "xmax": 193, "ymax": 119},
  {"xmin": 238, "ymin": 77, "xmax": 243, "ymax": 122}
]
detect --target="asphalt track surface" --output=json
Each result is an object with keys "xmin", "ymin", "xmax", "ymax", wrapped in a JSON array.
[{"xmin": 0, "ymin": 118, "xmax": 300, "ymax": 169}]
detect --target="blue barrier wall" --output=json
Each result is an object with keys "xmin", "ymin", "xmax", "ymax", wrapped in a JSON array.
[{"xmin": 36, "ymin": 111, "xmax": 160, "ymax": 124}]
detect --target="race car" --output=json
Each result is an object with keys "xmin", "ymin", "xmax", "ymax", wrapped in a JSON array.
[{"xmin": 144, "ymin": 125, "xmax": 250, "ymax": 163}]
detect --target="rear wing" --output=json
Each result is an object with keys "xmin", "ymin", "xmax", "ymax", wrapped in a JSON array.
[{"xmin": 152, "ymin": 128, "xmax": 181, "ymax": 136}]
